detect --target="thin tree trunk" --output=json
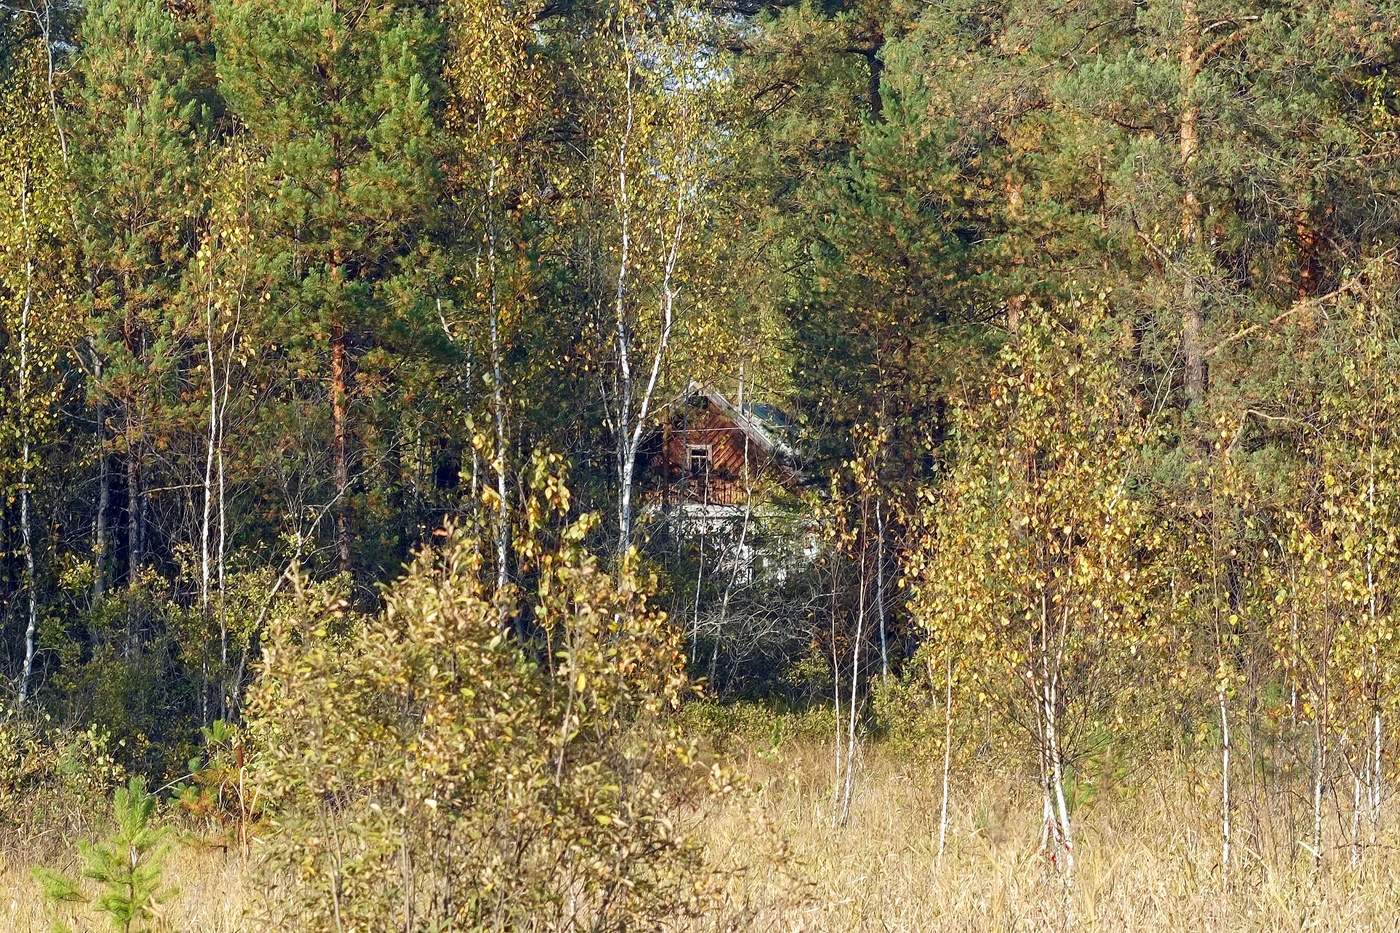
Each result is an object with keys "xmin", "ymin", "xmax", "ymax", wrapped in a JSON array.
[
  {"xmin": 608, "ymin": 16, "xmax": 686, "ymax": 558},
  {"xmin": 1038, "ymin": 721, "xmax": 1054, "ymax": 859},
  {"xmin": 1211, "ymin": 488, "xmax": 1232, "ymax": 877},
  {"xmin": 17, "ymin": 165, "xmax": 39, "ymax": 703},
  {"xmin": 120, "ymin": 257, "xmax": 143, "ymax": 588},
  {"xmin": 202, "ymin": 283, "xmax": 217, "ymax": 620},
  {"xmin": 1037, "ymin": 591, "xmax": 1074, "ymax": 880},
  {"xmin": 93, "ymin": 388, "xmax": 109, "ymax": 601},
  {"xmin": 127, "ymin": 420, "xmax": 142, "ymax": 579},
  {"xmin": 1048, "ymin": 673, "xmax": 1075, "ymax": 881},
  {"xmin": 830, "ymin": 578, "xmax": 843, "ymax": 819},
  {"xmin": 690, "ymin": 486, "xmax": 708, "ymax": 663},
  {"xmin": 711, "ymin": 486, "xmax": 752, "ymax": 685},
  {"xmin": 875, "ymin": 498, "xmax": 888, "ymax": 679},
  {"xmin": 1179, "ymin": 0, "xmax": 1206, "ymax": 408},
  {"xmin": 35, "ymin": 1, "xmax": 68, "ymax": 164},
  {"xmin": 840, "ymin": 518, "xmax": 870, "ymax": 824},
  {"xmin": 331, "ymin": 309, "xmax": 351, "ymax": 575},
  {"xmin": 611, "ymin": 24, "xmax": 638, "ymax": 557},
  {"xmin": 1351, "ymin": 739, "xmax": 1363, "ymax": 867},
  {"xmin": 1366, "ymin": 445, "xmax": 1382, "ymax": 840},
  {"xmin": 710, "ymin": 374, "xmax": 752, "ymax": 683},
  {"xmin": 485, "ymin": 167, "xmax": 510, "ymax": 605},
  {"xmin": 201, "ymin": 282, "xmax": 217, "ymax": 722},
  {"xmin": 1219, "ymin": 683, "xmax": 1232, "ymax": 875},
  {"xmin": 1313, "ymin": 703, "xmax": 1327, "ymax": 871},
  {"xmin": 328, "ymin": 77, "xmax": 352, "ymax": 575},
  {"xmin": 217, "ymin": 365, "xmax": 230, "ymax": 717},
  {"xmin": 1371, "ymin": 707, "xmax": 1383, "ymax": 839},
  {"xmin": 937, "ymin": 646, "xmax": 953, "ymax": 866},
  {"xmin": 215, "ymin": 226, "xmax": 241, "ymax": 718}
]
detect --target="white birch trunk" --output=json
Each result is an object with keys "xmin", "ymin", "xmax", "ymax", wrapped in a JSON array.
[
  {"xmin": 875, "ymin": 498, "xmax": 888, "ymax": 679},
  {"xmin": 937, "ymin": 647, "xmax": 953, "ymax": 866},
  {"xmin": 477, "ymin": 167, "xmax": 512, "ymax": 605},
  {"xmin": 1048, "ymin": 673, "xmax": 1075, "ymax": 880},
  {"xmin": 1218, "ymin": 684, "xmax": 1231, "ymax": 876},
  {"xmin": 202, "ymin": 282, "xmax": 217, "ymax": 620},
  {"xmin": 830, "ymin": 581, "xmax": 844, "ymax": 820},
  {"xmin": 839, "ymin": 522, "xmax": 870, "ymax": 825},
  {"xmin": 607, "ymin": 18, "xmax": 687, "ymax": 559},
  {"xmin": 17, "ymin": 165, "xmax": 39, "ymax": 703}
]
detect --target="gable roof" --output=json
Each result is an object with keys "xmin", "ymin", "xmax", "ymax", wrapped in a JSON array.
[{"xmin": 657, "ymin": 381, "xmax": 796, "ymax": 462}]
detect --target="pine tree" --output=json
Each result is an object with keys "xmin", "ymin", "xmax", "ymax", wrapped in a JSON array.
[
  {"xmin": 69, "ymin": 0, "xmax": 206, "ymax": 594},
  {"xmin": 214, "ymin": 0, "xmax": 441, "ymax": 577},
  {"xmin": 34, "ymin": 776, "xmax": 173, "ymax": 933}
]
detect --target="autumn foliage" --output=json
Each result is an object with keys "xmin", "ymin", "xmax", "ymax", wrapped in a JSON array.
[{"xmin": 246, "ymin": 463, "xmax": 710, "ymax": 930}]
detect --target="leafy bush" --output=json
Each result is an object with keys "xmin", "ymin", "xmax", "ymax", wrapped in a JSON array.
[
  {"xmin": 39, "ymin": 567, "xmax": 197, "ymax": 776},
  {"xmin": 246, "ymin": 469, "xmax": 717, "ymax": 930},
  {"xmin": 682, "ymin": 698, "xmax": 835, "ymax": 754},
  {"xmin": 171, "ymin": 718, "xmax": 258, "ymax": 850},
  {"xmin": 0, "ymin": 707, "xmax": 126, "ymax": 851}
]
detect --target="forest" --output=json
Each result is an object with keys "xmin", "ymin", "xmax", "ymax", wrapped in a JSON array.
[{"xmin": 4, "ymin": 0, "xmax": 1400, "ymax": 929}]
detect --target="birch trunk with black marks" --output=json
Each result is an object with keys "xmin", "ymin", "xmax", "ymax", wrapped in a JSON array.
[
  {"xmin": 937, "ymin": 646, "xmax": 954, "ymax": 865},
  {"xmin": 17, "ymin": 165, "xmax": 39, "ymax": 702},
  {"xmin": 485, "ymin": 166, "xmax": 511, "ymax": 604},
  {"xmin": 607, "ymin": 21, "xmax": 688, "ymax": 559}
]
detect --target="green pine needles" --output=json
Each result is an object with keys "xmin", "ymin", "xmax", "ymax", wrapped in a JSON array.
[{"xmin": 34, "ymin": 776, "xmax": 174, "ymax": 932}]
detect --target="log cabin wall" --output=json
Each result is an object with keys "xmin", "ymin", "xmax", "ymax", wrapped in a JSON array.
[{"xmin": 652, "ymin": 402, "xmax": 770, "ymax": 506}]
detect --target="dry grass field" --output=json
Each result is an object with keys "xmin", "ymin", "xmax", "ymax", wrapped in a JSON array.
[
  {"xmin": 1, "ymin": 842, "xmax": 250, "ymax": 933},
  {"xmin": 6, "ymin": 735, "xmax": 1400, "ymax": 931},
  {"xmin": 695, "ymin": 740, "xmax": 1400, "ymax": 931}
]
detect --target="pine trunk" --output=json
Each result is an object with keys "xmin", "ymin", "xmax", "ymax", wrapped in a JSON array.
[{"xmin": 1179, "ymin": 0, "xmax": 1205, "ymax": 408}]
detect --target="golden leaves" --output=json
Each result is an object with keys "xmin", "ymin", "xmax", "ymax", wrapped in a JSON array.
[{"xmin": 245, "ymin": 456, "xmax": 709, "ymax": 929}]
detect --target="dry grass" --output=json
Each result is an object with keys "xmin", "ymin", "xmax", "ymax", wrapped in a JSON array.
[
  {"xmin": 692, "ymin": 739, "xmax": 1400, "ymax": 932},
  {"xmin": 1, "ymin": 841, "xmax": 250, "ymax": 933},
  {"xmin": 6, "ymin": 737, "xmax": 1400, "ymax": 930}
]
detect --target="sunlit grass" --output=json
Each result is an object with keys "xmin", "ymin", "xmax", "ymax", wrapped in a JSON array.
[
  {"xmin": 694, "ymin": 739, "xmax": 1400, "ymax": 931},
  {"xmin": 7, "ymin": 736, "xmax": 1400, "ymax": 931}
]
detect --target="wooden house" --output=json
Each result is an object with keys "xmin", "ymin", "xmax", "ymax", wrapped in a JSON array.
[
  {"xmin": 639, "ymin": 382, "xmax": 811, "ymax": 583},
  {"xmin": 640, "ymin": 382, "xmax": 795, "ymax": 517}
]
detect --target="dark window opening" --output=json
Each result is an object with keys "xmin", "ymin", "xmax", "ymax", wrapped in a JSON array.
[{"xmin": 687, "ymin": 444, "xmax": 712, "ymax": 494}]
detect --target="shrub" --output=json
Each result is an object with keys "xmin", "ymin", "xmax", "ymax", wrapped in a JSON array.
[
  {"xmin": 0, "ymin": 707, "xmax": 126, "ymax": 851},
  {"xmin": 246, "ymin": 467, "xmax": 716, "ymax": 930},
  {"xmin": 682, "ymin": 698, "xmax": 835, "ymax": 755},
  {"xmin": 171, "ymin": 718, "xmax": 258, "ymax": 850}
]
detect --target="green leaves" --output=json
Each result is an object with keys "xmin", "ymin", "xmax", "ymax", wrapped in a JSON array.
[{"xmin": 33, "ymin": 776, "xmax": 173, "ymax": 933}]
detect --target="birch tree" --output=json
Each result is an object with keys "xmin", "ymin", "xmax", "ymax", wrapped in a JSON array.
[
  {"xmin": 581, "ymin": 1, "xmax": 719, "ymax": 557},
  {"xmin": 1273, "ymin": 288, "xmax": 1400, "ymax": 868},
  {"xmin": 439, "ymin": 0, "xmax": 551, "ymax": 606},
  {"xmin": 909, "ymin": 297, "xmax": 1161, "ymax": 882},
  {"xmin": 183, "ymin": 145, "xmax": 260, "ymax": 719},
  {"xmin": 1, "ymin": 42, "xmax": 77, "ymax": 701}
]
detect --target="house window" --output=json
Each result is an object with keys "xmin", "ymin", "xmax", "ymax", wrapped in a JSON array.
[{"xmin": 687, "ymin": 444, "xmax": 712, "ymax": 492}]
